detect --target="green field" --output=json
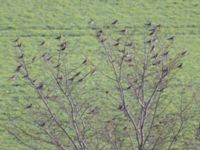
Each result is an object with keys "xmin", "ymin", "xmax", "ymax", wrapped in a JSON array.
[{"xmin": 0, "ymin": 0, "xmax": 200, "ymax": 149}]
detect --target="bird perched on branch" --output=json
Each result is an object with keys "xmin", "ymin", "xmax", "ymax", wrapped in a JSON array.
[
  {"xmin": 111, "ymin": 20, "xmax": 118, "ymax": 25},
  {"xmin": 25, "ymin": 104, "xmax": 32, "ymax": 109},
  {"xmin": 55, "ymin": 35, "xmax": 62, "ymax": 40}
]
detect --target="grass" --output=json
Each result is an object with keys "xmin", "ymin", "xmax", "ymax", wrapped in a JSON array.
[{"xmin": 0, "ymin": 0, "xmax": 200, "ymax": 149}]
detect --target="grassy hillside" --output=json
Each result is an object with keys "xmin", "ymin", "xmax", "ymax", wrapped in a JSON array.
[{"xmin": 0, "ymin": 0, "xmax": 200, "ymax": 149}]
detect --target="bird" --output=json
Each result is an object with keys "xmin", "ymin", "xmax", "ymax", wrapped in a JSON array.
[
  {"xmin": 39, "ymin": 122, "xmax": 45, "ymax": 127},
  {"xmin": 82, "ymin": 58, "xmax": 87, "ymax": 64},
  {"xmin": 125, "ymin": 42, "xmax": 132, "ymax": 47},
  {"xmin": 31, "ymin": 56, "xmax": 36, "ymax": 63},
  {"xmin": 111, "ymin": 20, "xmax": 118, "ymax": 25},
  {"xmin": 18, "ymin": 53, "xmax": 24, "ymax": 59},
  {"xmin": 113, "ymin": 42, "xmax": 119, "ymax": 46},
  {"xmin": 105, "ymin": 91, "xmax": 109, "ymax": 94},
  {"xmin": 55, "ymin": 35, "xmax": 62, "ymax": 40},
  {"xmin": 150, "ymin": 45, "xmax": 155, "ymax": 51},
  {"xmin": 73, "ymin": 71, "xmax": 81, "ymax": 78},
  {"xmin": 25, "ymin": 104, "xmax": 32, "ymax": 109},
  {"xmin": 167, "ymin": 36, "xmax": 175, "ymax": 41},
  {"xmin": 39, "ymin": 41, "xmax": 45, "ymax": 46},
  {"xmin": 15, "ymin": 43, "xmax": 22, "ymax": 48},
  {"xmin": 13, "ymin": 38, "xmax": 19, "ymax": 43},
  {"xmin": 152, "ymin": 60, "xmax": 161, "ymax": 65},
  {"xmin": 145, "ymin": 22, "xmax": 151, "ymax": 26},
  {"xmin": 54, "ymin": 63, "xmax": 61, "ymax": 68},
  {"xmin": 151, "ymin": 53, "xmax": 158, "ymax": 59},
  {"xmin": 120, "ymin": 29, "xmax": 127, "ymax": 34},
  {"xmin": 162, "ymin": 51, "xmax": 169, "ymax": 56},
  {"xmin": 177, "ymin": 63, "xmax": 183, "ymax": 68},
  {"xmin": 36, "ymin": 82, "xmax": 43, "ymax": 90},
  {"xmin": 145, "ymin": 40, "xmax": 151, "ymax": 44},
  {"xmin": 181, "ymin": 51, "xmax": 187, "ymax": 56},
  {"xmin": 15, "ymin": 64, "xmax": 23, "ymax": 72}
]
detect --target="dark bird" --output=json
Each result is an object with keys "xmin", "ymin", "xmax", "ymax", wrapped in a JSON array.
[
  {"xmin": 15, "ymin": 43, "xmax": 22, "ymax": 48},
  {"xmin": 100, "ymin": 38, "xmax": 106, "ymax": 43},
  {"xmin": 120, "ymin": 29, "xmax": 127, "ymax": 33},
  {"xmin": 112, "ymin": 20, "xmax": 118, "ymax": 25},
  {"xmin": 105, "ymin": 91, "xmax": 109, "ymax": 94},
  {"xmin": 18, "ymin": 53, "xmax": 24, "ymax": 59},
  {"xmin": 167, "ymin": 36, "xmax": 175, "ymax": 41},
  {"xmin": 31, "ymin": 56, "xmax": 36, "ymax": 63},
  {"xmin": 145, "ymin": 22, "xmax": 151, "ymax": 26},
  {"xmin": 55, "ymin": 35, "xmax": 62, "ymax": 40},
  {"xmin": 13, "ymin": 38, "xmax": 19, "ymax": 43},
  {"xmin": 57, "ymin": 76, "xmax": 63, "ymax": 81},
  {"xmin": 23, "ymin": 74, "xmax": 29, "ymax": 79},
  {"xmin": 150, "ymin": 45, "xmax": 155, "ymax": 51},
  {"xmin": 9, "ymin": 75, "xmax": 16, "ymax": 80},
  {"xmin": 82, "ymin": 58, "xmax": 87, "ymax": 64},
  {"xmin": 145, "ymin": 40, "xmax": 151, "ymax": 44},
  {"xmin": 181, "ymin": 51, "xmax": 187, "ymax": 56},
  {"xmin": 126, "ymin": 85, "xmax": 132, "ymax": 90},
  {"xmin": 177, "ymin": 63, "xmax": 183, "ymax": 68},
  {"xmin": 74, "ymin": 71, "xmax": 81, "ymax": 77},
  {"xmin": 151, "ymin": 53, "xmax": 158, "ymax": 59},
  {"xmin": 113, "ymin": 42, "xmax": 119, "ymax": 46},
  {"xmin": 78, "ymin": 78, "xmax": 84, "ymax": 82},
  {"xmin": 54, "ymin": 63, "xmax": 61, "ymax": 68},
  {"xmin": 152, "ymin": 60, "xmax": 161, "ymax": 65},
  {"xmin": 15, "ymin": 64, "xmax": 23, "ymax": 72},
  {"xmin": 46, "ymin": 56, "xmax": 52, "ymax": 61},
  {"xmin": 125, "ymin": 42, "xmax": 132, "ymax": 47},
  {"xmin": 59, "ymin": 45, "xmax": 66, "ymax": 51},
  {"xmin": 39, "ymin": 41, "xmax": 45, "ymax": 46},
  {"xmin": 36, "ymin": 82, "xmax": 43, "ymax": 90},
  {"xmin": 162, "ymin": 51, "xmax": 169, "ymax": 56},
  {"xmin": 59, "ymin": 41, "xmax": 67, "ymax": 47},
  {"xmin": 41, "ymin": 52, "xmax": 47, "ymax": 58},
  {"xmin": 116, "ymin": 37, "xmax": 121, "ymax": 42},
  {"xmin": 39, "ymin": 122, "xmax": 45, "ymax": 127},
  {"xmin": 118, "ymin": 104, "xmax": 124, "ymax": 111},
  {"xmin": 25, "ymin": 104, "xmax": 32, "ymax": 109}
]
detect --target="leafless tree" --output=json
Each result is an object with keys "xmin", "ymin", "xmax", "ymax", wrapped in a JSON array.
[{"xmin": 2, "ymin": 21, "xmax": 194, "ymax": 150}]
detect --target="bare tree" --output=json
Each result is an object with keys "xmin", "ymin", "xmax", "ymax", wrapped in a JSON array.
[{"xmin": 2, "ymin": 21, "xmax": 194, "ymax": 150}]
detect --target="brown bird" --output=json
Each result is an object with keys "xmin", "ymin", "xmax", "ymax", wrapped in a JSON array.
[
  {"xmin": 112, "ymin": 20, "xmax": 118, "ymax": 25},
  {"xmin": 25, "ymin": 104, "xmax": 32, "ymax": 109}
]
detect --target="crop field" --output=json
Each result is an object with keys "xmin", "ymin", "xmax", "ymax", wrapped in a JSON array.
[{"xmin": 0, "ymin": 0, "xmax": 200, "ymax": 149}]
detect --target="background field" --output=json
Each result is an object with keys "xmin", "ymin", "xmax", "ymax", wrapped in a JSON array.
[{"xmin": 0, "ymin": 0, "xmax": 200, "ymax": 149}]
